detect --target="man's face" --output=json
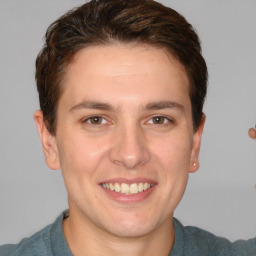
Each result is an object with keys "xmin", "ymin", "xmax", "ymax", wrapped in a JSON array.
[{"xmin": 38, "ymin": 44, "xmax": 204, "ymax": 238}]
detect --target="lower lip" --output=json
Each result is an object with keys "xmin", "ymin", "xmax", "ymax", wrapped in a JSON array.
[{"xmin": 101, "ymin": 185, "xmax": 156, "ymax": 204}]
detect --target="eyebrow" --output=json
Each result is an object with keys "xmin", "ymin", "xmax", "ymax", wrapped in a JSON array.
[
  {"xmin": 145, "ymin": 100, "xmax": 185, "ymax": 112},
  {"xmin": 69, "ymin": 100, "xmax": 185, "ymax": 113},
  {"xmin": 69, "ymin": 100, "xmax": 114, "ymax": 112}
]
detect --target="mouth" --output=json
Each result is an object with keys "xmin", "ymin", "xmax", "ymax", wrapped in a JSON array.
[{"xmin": 101, "ymin": 182, "xmax": 153, "ymax": 195}]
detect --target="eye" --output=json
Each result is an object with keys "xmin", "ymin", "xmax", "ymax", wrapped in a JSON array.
[
  {"xmin": 84, "ymin": 116, "xmax": 107, "ymax": 125},
  {"xmin": 147, "ymin": 116, "xmax": 172, "ymax": 125}
]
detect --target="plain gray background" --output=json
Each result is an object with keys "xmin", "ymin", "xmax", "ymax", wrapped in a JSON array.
[{"xmin": 0, "ymin": 0, "xmax": 255, "ymax": 245}]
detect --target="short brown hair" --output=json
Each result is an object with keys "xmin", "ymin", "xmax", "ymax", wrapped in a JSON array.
[{"xmin": 36, "ymin": 0, "xmax": 208, "ymax": 134}]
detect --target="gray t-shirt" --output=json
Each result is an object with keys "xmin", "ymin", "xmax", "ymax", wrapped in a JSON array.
[{"xmin": 0, "ymin": 211, "xmax": 255, "ymax": 256}]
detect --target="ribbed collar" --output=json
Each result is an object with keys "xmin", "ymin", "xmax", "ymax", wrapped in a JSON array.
[
  {"xmin": 49, "ymin": 211, "xmax": 182, "ymax": 256},
  {"xmin": 169, "ymin": 218, "xmax": 184, "ymax": 256},
  {"xmin": 50, "ymin": 210, "xmax": 73, "ymax": 256}
]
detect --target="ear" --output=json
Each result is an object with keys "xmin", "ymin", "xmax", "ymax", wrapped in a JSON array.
[
  {"xmin": 189, "ymin": 114, "xmax": 206, "ymax": 173},
  {"xmin": 34, "ymin": 110, "xmax": 60, "ymax": 170}
]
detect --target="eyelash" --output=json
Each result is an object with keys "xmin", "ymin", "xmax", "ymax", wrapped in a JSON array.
[
  {"xmin": 147, "ymin": 115, "xmax": 174, "ymax": 125},
  {"xmin": 82, "ymin": 115, "xmax": 108, "ymax": 125}
]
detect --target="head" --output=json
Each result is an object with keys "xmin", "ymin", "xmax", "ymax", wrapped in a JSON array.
[
  {"xmin": 34, "ymin": 0, "xmax": 207, "ymax": 240},
  {"xmin": 36, "ymin": 0, "xmax": 207, "ymax": 135}
]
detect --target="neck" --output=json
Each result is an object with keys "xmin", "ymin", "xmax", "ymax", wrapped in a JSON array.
[{"xmin": 63, "ymin": 210, "xmax": 175, "ymax": 256}]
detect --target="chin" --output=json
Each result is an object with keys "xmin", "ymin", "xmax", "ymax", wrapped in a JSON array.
[
  {"xmin": 102, "ymin": 212, "xmax": 162, "ymax": 238},
  {"xmin": 107, "ymin": 222, "xmax": 154, "ymax": 238}
]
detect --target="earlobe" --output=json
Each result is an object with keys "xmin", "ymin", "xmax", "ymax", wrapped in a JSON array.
[
  {"xmin": 190, "ymin": 161, "xmax": 199, "ymax": 173},
  {"xmin": 34, "ymin": 110, "xmax": 60, "ymax": 170},
  {"xmin": 189, "ymin": 114, "xmax": 206, "ymax": 173}
]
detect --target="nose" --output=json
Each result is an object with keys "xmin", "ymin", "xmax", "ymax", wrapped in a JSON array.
[{"xmin": 109, "ymin": 123, "xmax": 150, "ymax": 169}]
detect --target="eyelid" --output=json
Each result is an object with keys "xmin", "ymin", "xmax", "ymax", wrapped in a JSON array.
[
  {"xmin": 146, "ymin": 115, "xmax": 174, "ymax": 125},
  {"xmin": 82, "ymin": 115, "xmax": 109, "ymax": 125}
]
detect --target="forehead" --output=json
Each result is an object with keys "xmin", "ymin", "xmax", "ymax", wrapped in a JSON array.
[
  {"xmin": 61, "ymin": 44, "xmax": 190, "ymax": 109},
  {"xmin": 69, "ymin": 43, "xmax": 187, "ymax": 81}
]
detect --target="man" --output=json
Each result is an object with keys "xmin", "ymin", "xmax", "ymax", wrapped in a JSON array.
[{"xmin": 0, "ymin": 0, "xmax": 255, "ymax": 255}]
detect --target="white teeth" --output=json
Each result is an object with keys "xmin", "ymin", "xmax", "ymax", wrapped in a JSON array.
[
  {"xmin": 114, "ymin": 183, "xmax": 121, "ymax": 192},
  {"xmin": 130, "ymin": 183, "xmax": 138, "ymax": 194},
  {"xmin": 121, "ymin": 183, "xmax": 129, "ymax": 194},
  {"xmin": 109, "ymin": 183, "xmax": 114, "ymax": 191},
  {"xmin": 138, "ymin": 183, "xmax": 144, "ymax": 192},
  {"xmin": 102, "ymin": 182, "xmax": 152, "ymax": 195}
]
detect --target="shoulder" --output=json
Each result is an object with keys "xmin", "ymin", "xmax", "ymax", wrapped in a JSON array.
[
  {"xmin": 172, "ymin": 218, "xmax": 256, "ymax": 256},
  {"xmin": 0, "ymin": 211, "xmax": 71, "ymax": 256},
  {"xmin": 0, "ymin": 224, "xmax": 53, "ymax": 256}
]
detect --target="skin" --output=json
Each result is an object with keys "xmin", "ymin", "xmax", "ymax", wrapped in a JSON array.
[
  {"xmin": 248, "ymin": 127, "xmax": 256, "ymax": 140},
  {"xmin": 34, "ymin": 44, "xmax": 205, "ymax": 256}
]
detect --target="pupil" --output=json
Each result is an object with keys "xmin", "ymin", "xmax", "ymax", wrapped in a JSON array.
[
  {"xmin": 154, "ymin": 116, "xmax": 163, "ymax": 124},
  {"xmin": 92, "ymin": 116, "xmax": 101, "ymax": 124}
]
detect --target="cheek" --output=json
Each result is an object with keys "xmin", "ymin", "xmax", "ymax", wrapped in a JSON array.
[
  {"xmin": 148, "ymin": 135, "xmax": 192, "ymax": 216},
  {"xmin": 150, "ymin": 133, "xmax": 193, "ymax": 168},
  {"xmin": 56, "ymin": 133, "xmax": 111, "ymax": 177}
]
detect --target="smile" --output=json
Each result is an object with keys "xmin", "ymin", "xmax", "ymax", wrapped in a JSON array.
[{"xmin": 101, "ymin": 182, "xmax": 153, "ymax": 195}]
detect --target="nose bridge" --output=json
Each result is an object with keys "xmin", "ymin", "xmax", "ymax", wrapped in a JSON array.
[{"xmin": 109, "ymin": 120, "xmax": 150, "ymax": 169}]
